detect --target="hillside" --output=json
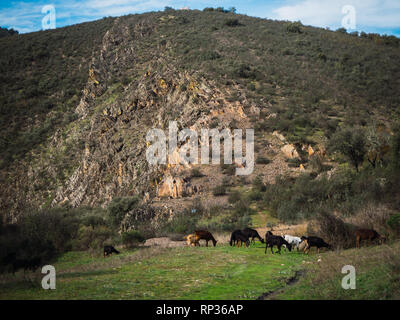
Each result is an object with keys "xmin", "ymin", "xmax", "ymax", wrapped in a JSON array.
[{"xmin": 0, "ymin": 8, "xmax": 400, "ymax": 235}]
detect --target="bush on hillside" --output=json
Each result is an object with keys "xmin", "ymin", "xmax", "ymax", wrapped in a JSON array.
[
  {"xmin": 213, "ymin": 184, "xmax": 227, "ymax": 196},
  {"xmin": 107, "ymin": 196, "xmax": 140, "ymax": 229},
  {"xmin": 122, "ymin": 230, "xmax": 145, "ymax": 248}
]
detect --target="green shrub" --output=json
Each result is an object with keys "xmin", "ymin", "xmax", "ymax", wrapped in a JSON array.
[
  {"xmin": 162, "ymin": 210, "xmax": 199, "ymax": 234},
  {"xmin": 256, "ymin": 156, "xmax": 271, "ymax": 164},
  {"xmin": 122, "ymin": 230, "xmax": 145, "ymax": 248},
  {"xmin": 228, "ymin": 190, "xmax": 241, "ymax": 204},
  {"xmin": 310, "ymin": 211, "xmax": 357, "ymax": 249},
  {"xmin": 190, "ymin": 167, "xmax": 203, "ymax": 178},
  {"xmin": 248, "ymin": 190, "xmax": 263, "ymax": 201},
  {"xmin": 286, "ymin": 158, "xmax": 302, "ymax": 168},
  {"xmin": 286, "ymin": 21, "xmax": 303, "ymax": 33},
  {"xmin": 0, "ymin": 208, "xmax": 80, "ymax": 272},
  {"xmin": 387, "ymin": 214, "xmax": 400, "ymax": 234},
  {"xmin": 213, "ymin": 184, "xmax": 227, "ymax": 196},
  {"xmin": 225, "ymin": 18, "xmax": 241, "ymax": 27},
  {"xmin": 72, "ymin": 225, "xmax": 113, "ymax": 250},
  {"xmin": 220, "ymin": 163, "xmax": 236, "ymax": 175},
  {"xmin": 252, "ymin": 175, "xmax": 266, "ymax": 192},
  {"xmin": 107, "ymin": 196, "xmax": 140, "ymax": 228},
  {"xmin": 82, "ymin": 215, "xmax": 107, "ymax": 229}
]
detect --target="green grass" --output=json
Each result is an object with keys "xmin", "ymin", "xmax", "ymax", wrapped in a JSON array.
[
  {"xmin": 2, "ymin": 242, "xmax": 400, "ymax": 300},
  {"xmin": 0, "ymin": 244, "xmax": 307, "ymax": 300},
  {"xmin": 251, "ymin": 209, "xmax": 279, "ymax": 228},
  {"xmin": 275, "ymin": 241, "xmax": 400, "ymax": 300}
]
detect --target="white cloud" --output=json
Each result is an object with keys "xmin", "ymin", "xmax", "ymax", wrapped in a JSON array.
[{"xmin": 272, "ymin": 0, "xmax": 400, "ymax": 29}]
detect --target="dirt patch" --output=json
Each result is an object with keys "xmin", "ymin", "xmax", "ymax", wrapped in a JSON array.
[
  {"xmin": 143, "ymin": 237, "xmax": 186, "ymax": 248},
  {"xmin": 257, "ymin": 270, "xmax": 305, "ymax": 300}
]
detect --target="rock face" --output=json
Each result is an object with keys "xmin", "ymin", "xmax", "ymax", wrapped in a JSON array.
[
  {"xmin": 273, "ymin": 131, "xmax": 286, "ymax": 142},
  {"xmin": 308, "ymin": 145, "xmax": 315, "ymax": 157},
  {"xmin": 281, "ymin": 144, "xmax": 299, "ymax": 159},
  {"xmin": 157, "ymin": 176, "xmax": 185, "ymax": 198},
  {"xmin": 157, "ymin": 176, "xmax": 200, "ymax": 198},
  {"xmin": 0, "ymin": 14, "xmax": 253, "ymax": 221}
]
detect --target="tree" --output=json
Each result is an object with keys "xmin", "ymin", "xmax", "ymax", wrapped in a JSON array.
[
  {"xmin": 228, "ymin": 7, "xmax": 237, "ymax": 14},
  {"xmin": 329, "ymin": 127, "xmax": 366, "ymax": 171},
  {"xmin": 0, "ymin": 27, "xmax": 18, "ymax": 38},
  {"xmin": 365, "ymin": 125, "xmax": 390, "ymax": 168},
  {"xmin": 286, "ymin": 21, "xmax": 303, "ymax": 33},
  {"xmin": 107, "ymin": 196, "xmax": 140, "ymax": 228}
]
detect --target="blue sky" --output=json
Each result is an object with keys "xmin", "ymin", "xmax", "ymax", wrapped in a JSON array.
[{"xmin": 1, "ymin": 0, "xmax": 399, "ymax": 36}]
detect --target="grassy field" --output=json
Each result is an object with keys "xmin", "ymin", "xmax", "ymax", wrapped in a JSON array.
[
  {"xmin": 2, "ymin": 241, "xmax": 399, "ymax": 300},
  {"xmin": 0, "ymin": 243, "xmax": 307, "ymax": 300}
]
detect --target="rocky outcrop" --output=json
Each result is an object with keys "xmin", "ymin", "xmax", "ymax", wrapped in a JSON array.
[
  {"xmin": 157, "ymin": 176, "xmax": 200, "ymax": 198},
  {"xmin": 281, "ymin": 144, "xmax": 299, "ymax": 159}
]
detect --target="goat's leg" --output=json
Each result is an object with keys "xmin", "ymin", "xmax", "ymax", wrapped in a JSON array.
[{"xmin": 271, "ymin": 246, "xmax": 274, "ymax": 254}]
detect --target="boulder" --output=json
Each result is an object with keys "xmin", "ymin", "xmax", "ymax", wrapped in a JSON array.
[{"xmin": 281, "ymin": 144, "xmax": 299, "ymax": 159}]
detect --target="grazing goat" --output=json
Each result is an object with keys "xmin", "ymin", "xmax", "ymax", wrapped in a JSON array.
[
  {"xmin": 301, "ymin": 236, "xmax": 331, "ymax": 254},
  {"xmin": 283, "ymin": 235, "xmax": 303, "ymax": 252},
  {"xmin": 355, "ymin": 229, "xmax": 386, "ymax": 248},
  {"xmin": 264, "ymin": 231, "xmax": 292, "ymax": 254},
  {"xmin": 230, "ymin": 230, "xmax": 250, "ymax": 247},
  {"xmin": 104, "ymin": 245, "xmax": 120, "ymax": 257},
  {"xmin": 186, "ymin": 233, "xmax": 200, "ymax": 247},
  {"xmin": 194, "ymin": 230, "xmax": 217, "ymax": 247},
  {"xmin": 242, "ymin": 228, "xmax": 264, "ymax": 244}
]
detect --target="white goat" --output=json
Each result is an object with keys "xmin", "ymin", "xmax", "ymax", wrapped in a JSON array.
[{"xmin": 283, "ymin": 234, "xmax": 302, "ymax": 251}]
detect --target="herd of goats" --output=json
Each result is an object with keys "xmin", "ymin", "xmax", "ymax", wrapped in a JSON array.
[
  {"xmin": 184, "ymin": 228, "xmax": 331, "ymax": 255},
  {"xmin": 104, "ymin": 227, "xmax": 387, "ymax": 257},
  {"xmin": 182, "ymin": 227, "xmax": 387, "ymax": 255}
]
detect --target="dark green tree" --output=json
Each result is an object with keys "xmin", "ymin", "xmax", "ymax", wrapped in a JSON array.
[{"xmin": 329, "ymin": 127, "xmax": 367, "ymax": 171}]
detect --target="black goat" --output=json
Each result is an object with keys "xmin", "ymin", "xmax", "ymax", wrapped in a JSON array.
[
  {"xmin": 104, "ymin": 245, "xmax": 120, "ymax": 257},
  {"xmin": 230, "ymin": 230, "xmax": 250, "ymax": 247},
  {"xmin": 301, "ymin": 236, "xmax": 331, "ymax": 254},
  {"xmin": 241, "ymin": 228, "xmax": 264, "ymax": 244},
  {"xmin": 264, "ymin": 231, "xmax": 292, "ymax": 254}
]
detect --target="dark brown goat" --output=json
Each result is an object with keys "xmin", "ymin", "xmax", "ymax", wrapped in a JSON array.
[
  {"xmin": 355, "ymin": 229, "xmax": 386, "ymax": 248},
  {"xmin": 194, "ymin": 230, "xmax": 217, "ymax": 247}
]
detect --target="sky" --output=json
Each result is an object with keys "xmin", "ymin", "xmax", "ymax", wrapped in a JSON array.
[{"xmin": 0, "ymin": 0, "xmax": 399, "ymax": 36}]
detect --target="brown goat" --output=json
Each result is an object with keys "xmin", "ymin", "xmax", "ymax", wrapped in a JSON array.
[
  {"xmin": 355, "ymin": 229, "xmax": 386, "ymax": 248},
  {"xmin": 185, "ymin": 234, "xmax": 200, "ymax": 247},
  {"xmin": 194, "ymin": 230, "xmax": 217, "ymax": 247}
]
